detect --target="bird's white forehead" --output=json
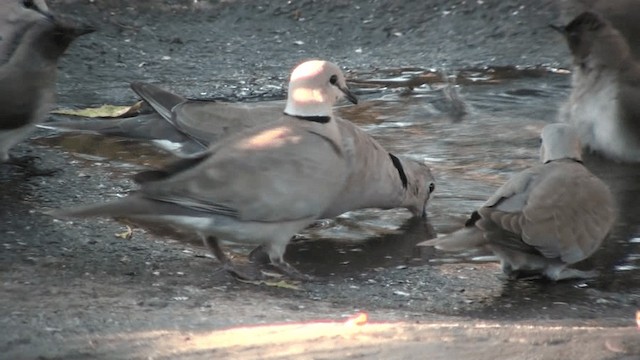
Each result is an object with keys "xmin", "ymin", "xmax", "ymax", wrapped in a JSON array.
[{"xmin": 290, "ymin": 60, "xmax": 327, "ymax": 82}]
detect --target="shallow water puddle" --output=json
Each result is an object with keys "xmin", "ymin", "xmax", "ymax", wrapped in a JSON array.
[{"xmin": 38, "ymin": 67, "xmax": 640, "ymax": 301}]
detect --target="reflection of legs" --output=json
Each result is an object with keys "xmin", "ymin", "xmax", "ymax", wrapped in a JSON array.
[
  {"xmin": 248, "ymin": 245, "xmax": 269, "ymax": 265},
  {"xmin": 202, "ymin": 235, "xmax": 263, "ymax": 280}
]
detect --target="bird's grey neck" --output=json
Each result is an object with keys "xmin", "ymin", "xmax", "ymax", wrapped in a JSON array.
[{"xmin": 324, "ymin": 152, "xmax": 409, "ymax": 216}]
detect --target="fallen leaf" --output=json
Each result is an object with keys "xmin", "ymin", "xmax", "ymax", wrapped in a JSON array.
[
  {"xmin": 115, "ymin": 226, "xmax": 134, "ymax": 240},
  {"xmin": 237, "ymin": 278, "xmax": 301, "ymax": 290},
  {"xmin": 52, "ymin": 101, "xmax": 143, "ymax": 118}
]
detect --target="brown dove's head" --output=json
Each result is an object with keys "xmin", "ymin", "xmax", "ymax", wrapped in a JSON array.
[
  {"xmin": 1, "ymin": 0, "xmax": 51, "ymax": 63},
  {"xmin": 3, "ymin": 0, "xmax": 51, "ymax": 25},
  {"xmin": 555, "ymin": 11, "xmax": 631, "ymax": 68},
  {"xmin": 4, "ymin": 1, "xmax": 94, "ymax": 66},
  {"xmin": 540, "ymin": 124, "xmax": 583, "ymax": 164},
  {"xmin": 284, "ymin": 60, "xmax": 358, "ymax": 117}
]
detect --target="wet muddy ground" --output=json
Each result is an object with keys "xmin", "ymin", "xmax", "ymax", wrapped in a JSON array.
[{"xmin": 2, "ymin": 0, "xmax": 640, "ymax": 359}]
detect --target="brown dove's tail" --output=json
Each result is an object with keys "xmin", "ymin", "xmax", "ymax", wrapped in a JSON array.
[{"xmin": 418, "ymin": 226, "xmax": 487, "ymax": 251}]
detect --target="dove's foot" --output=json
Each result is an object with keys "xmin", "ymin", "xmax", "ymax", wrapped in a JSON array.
[
  {"xmin": 269, "ymin": 259, "xmax": 317, "ymax": 281},
  {"xmin": 545, "ymin": 266, "xmax": 598, "ymax": 281},
  {"xmin": 249, "ymin": 247, "xmax": 318, "ymax": 280},
  {"xmin": 202, "ymin": 235, "xmax": 265, "ymax": 281},
  {"xmin": 220, "ymin": 262, "xmax": 265, "ymax": 281},
  {"xmin": 5, "ymin": 155, "xmax": 58, "ymax": 177},
  {"xmin": 204, "ymin": 237, "xmax": 316, "ymax": 281}
]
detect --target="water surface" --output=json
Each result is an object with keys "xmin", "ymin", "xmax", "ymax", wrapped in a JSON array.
[{"xmin": 40, "ymin": 67, "xmax": 640, "ymax": 314}]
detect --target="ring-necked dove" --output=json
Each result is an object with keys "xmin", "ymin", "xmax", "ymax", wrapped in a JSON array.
[
  {"xmin": 419, "ymin": 123, "xmax": 615, "ymax": 281},
  {"xmin": 0, "ymin": 0, "xmax": 94, "ymax": 164},
  {"xmin": 43, "ymin": 82, "xmax": 435, "ymax": 219},
  {"xmin": 50, "ymin": 60, "xmax": 371, "ymax": 280},
  {"xmin": 554, "ymin": 11, "xmax": 640, "ymax": 162}
]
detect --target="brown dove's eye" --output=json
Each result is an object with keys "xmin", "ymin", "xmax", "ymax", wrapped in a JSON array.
[
  {"xmin": 329, "ymin": 75, "xmax": 338, "ymax": 85},
  {"xmin": 23, "ymin": 0, "xmax": 35, "ymax": 9}
]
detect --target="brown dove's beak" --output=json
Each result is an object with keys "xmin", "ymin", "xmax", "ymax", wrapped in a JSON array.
[
  {"xmin": 52, "ymin": 14, "xmax": 96, "ymax": 38},
  {"xmin": 549, "ymin": 24, "xmax": 566, "ymax": 35}
]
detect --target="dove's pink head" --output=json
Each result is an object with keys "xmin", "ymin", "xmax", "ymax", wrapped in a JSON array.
[{"xmin": 284, "ymin": 60, "xmax": 357, "ymax": 117}]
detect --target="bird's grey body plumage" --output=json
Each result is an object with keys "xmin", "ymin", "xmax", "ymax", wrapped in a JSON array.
[
  {"xmin": 557, "ymin": 11, "xmax": 640, "ymax": 162},
  {"xmin": 0, "ymin": 0, "xmax": 93, "ymax": 162},
  {"xmin": 420, "ymin": 124, "xmax": 615, "ymax": 281}
]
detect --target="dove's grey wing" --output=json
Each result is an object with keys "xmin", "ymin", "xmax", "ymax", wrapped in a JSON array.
[
  {"xmin": 141, "ymin": 117, "xmax": 348, "ymax": 222},
  {"xmin": 130, "ymin": 82, "xmax": 275, "ymax": 150},
  {"xmin": 130, "ymin": 81, "xmax": 186, "ymax": 122},
  {"xmin": 172, "ymin": 101, "xmax": 284, "ymax": 144},
  {"xmin": 518, "ymin": 162, "xmax": 615, "ymax": 263},
  {"xmin": 483, "ymin": 166, "xmax": 543, "ymax": 210},
  {"xmin": 480, "ymin": 161, "xmax": 614, "ymax": 263},
  {"xmin": 477, "ymin": 165, "xmax": 552, "ymax": 254}
]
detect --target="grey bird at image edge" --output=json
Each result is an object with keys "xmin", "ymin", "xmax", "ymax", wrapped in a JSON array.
[
  {"xmin": 49, "ymin": 60, "xmax": 369, "ymax": 280},
  {"xmin": 0, "ymin": 0, "xmax": 94, "ymax": 164},
  {"xmin": 419, "ymin": 123, "xmax": 615, "ymax": 281},
  {"xmin": 555, "ymin": 11, "xmax": 640, "ymax": 163}
]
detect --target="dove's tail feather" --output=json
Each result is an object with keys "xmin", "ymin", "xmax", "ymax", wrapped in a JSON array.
[
  {"xmin": 418, "ymin": 226, "xmax": 487, "ymax": 251},
  {"xmin": 130, "ymin": 81, "xmax": 186, "ymax": 122},
  {"xmin": 40, "ymin": 113, "xmax": 187, "ymax": 142},
  {"xmin": 47, "ymin": 197, "xmax": 153, "ymax": 220},
  {"xmin": 47, "ymin": 196, "xmax": 207, "ymax": 220}
]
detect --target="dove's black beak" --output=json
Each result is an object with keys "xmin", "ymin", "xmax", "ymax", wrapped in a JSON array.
[{"xmin": 339, "ymin": 84, "xmax": 358, "ymax": 105}]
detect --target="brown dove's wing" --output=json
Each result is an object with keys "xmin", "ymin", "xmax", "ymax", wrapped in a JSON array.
[{"xmin": 141, "ymin": 117, "xmax": 347, "ymax": 222}]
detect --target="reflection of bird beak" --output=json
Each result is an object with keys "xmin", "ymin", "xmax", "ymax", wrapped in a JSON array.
[
  {"xmin": 338, "ymin": 84, "xmax": 358, "ymax": 104},
  {"xmin": 409, "ymin": 203, "xmax": 428, "ymax": 219},
  {"xmin": 549, "ymin": 24, "xmax": 566, "ymax": 35}
]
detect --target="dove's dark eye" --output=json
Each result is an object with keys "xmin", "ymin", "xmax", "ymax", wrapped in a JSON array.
[
  {"xmin": 428, "ymin": 182, "xmax": 435, "ymax": 193},
  {"xmin": 329, "ymin": 75, "xmax": 338, "ymax": 85},
  {"xmin": 23, "ymin": 0, "xmax": 35, "ymax": 9}
]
